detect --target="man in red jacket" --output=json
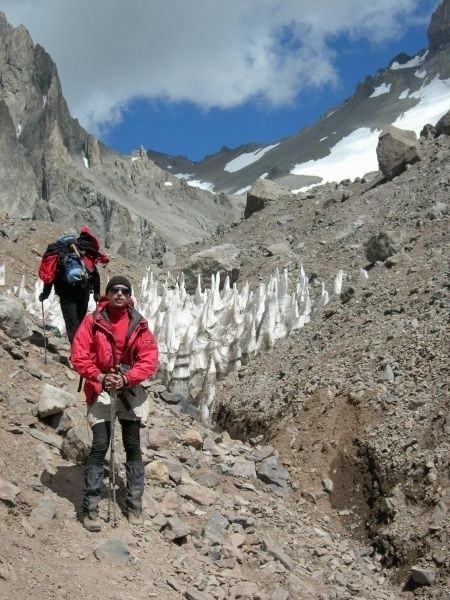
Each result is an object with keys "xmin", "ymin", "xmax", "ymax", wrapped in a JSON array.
[{"xmin": 71, "ymin": 275, "xmax": 158, "ymax": 532}]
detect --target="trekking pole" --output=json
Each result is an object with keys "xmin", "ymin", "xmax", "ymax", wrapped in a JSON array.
[
  {"xmin": 107, "ymin": 388, "xmax": 118, "ymax": 527},
  {"xmin": 41, "ymin": 301, "xmax": 47, "ymax": 365}
]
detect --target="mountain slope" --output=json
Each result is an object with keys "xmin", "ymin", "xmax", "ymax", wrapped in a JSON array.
[
  {"xmin": 148, "ymin": 0, "xmax": 450, "ymax": 195},
  {"xmin": 0, "ymin": 13, "xmax": 242, "ymax": 261}
]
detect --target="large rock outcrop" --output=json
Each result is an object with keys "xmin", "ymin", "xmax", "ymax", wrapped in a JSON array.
[
  {"xmin": 245, "ymin": 179, "xmax": 291, "ymax": 219},
  {"xmin": 376, "ymin": 126, "xmax": 421, "ymax": 180},
  {"xmin": 428, "ymin": 0, "xmax": 450, "ymax": 52}
]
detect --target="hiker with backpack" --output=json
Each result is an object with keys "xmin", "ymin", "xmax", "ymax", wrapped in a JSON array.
[
  {"xmin": 38, "ymin": 226, "xmax": 109, "ymax": 344},
  {"xmin": 70, "ymin": 276, "xmax": 159, "ymax": 531}
]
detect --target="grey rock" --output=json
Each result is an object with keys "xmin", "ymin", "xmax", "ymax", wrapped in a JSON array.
[
  {"xmin": 28, "ymin": 429, "xmax": 62, "ymax": 450},
  {"xmin": 61, "ymin": 425, "xmax": 91, "ymax": 463},
  {"xmin": 245, "ymin": 179, "xmax": 290, "ymax": 218},
  {"xmin": 147, "ymin": 427, "xmax": 171, "ymax": 450},
  {"xmin": 176, "ymin": 484, "xmax": 216, "ymax": 506},
  {"xmin": 261, "ymin": 537, "xmax": 295, "ymax": 570},
  {"xmin": 431, "ymin": 501, "xmax": 447, "ymax": 523},
  {"xmin": 248, "ymin": 445, "xmax": 274, "ymax": 462},
  {"xmin": 38, "ymin": 384, "xmax": 76, "ymax": 418},
  {"xmin": 29, "ymin": 498, "xmax": 57, "ymax": 529},
  {"xmin": 0, "ymin": 477, "xmax": 20, "ymax": 504},
  {"xmin": 376, "ymin": 126, "xmax": 421, "ymax": 180},
  {"xmin": 181, "ymin": 244, "xmax": 241, "ymax": 293},
  {"xmin": 0, "ymin": 295, "xmax": 30, "ymax": 339},
  {"xmin": 166, "ymin": 516, "xmax": 191, "ymax": 540},
  {"xmin": 256, "ymin": 455, "xmax": 290, "ymax": 496},
  {"xmin": 322, "ymin": 477, "xmax": 334, "ymax": 493},
  {"xmin": 383, "ymin": 364, "xmax": 395, "ymax": 382},
  {"xmin": 230, "ymin": 458, "xmax": 257, "ymax": 480},
  {"xmin": 364, "ymin": 232, "xmax": 398, "ymax": 262},
  {"xmin": 195, "ymin": 470, "xmax": 220, "ymax": 489},
  {"xmin": 159, "ymin": 391, "xmax": 184, "ymax": 404},
  {"xmin": 203, "ymin": 511, "xmax": 229, "ymax": 541},
  {"xmin": 411, "ymin": 565, "xmax": 437, "ymax": 586},
  {"xmin": 8, "ymin": 396, "xmax": 28, "ymax": 413},
  {"xmin": 436, "ymin": 109, "xmax": 450, "ymax": 135},
  {"xmin": 94, "ymin": 539, "xmax": 130, "ymax": 565},
  {"xmin": 184, "ymin": 587, "xmax": 209, "ymax": 600},
  {"xmin": 262, "ymin": 241, "xmax": 292, "ymax": 258},
  {"xmin": 227, "ymin": 513, "xmax": 255, "ymax": 529},
  {"xmin": 48, "ymin": 411, "xmax": 72, "ymax": 434}
]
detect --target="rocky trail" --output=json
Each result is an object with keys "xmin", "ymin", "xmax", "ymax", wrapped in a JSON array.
[{"xmin": 0, "ymin": 126, "xmax": 449, "ymax": 599}]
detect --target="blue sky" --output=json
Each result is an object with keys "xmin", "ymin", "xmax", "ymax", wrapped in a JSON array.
[{"xmin": 0, "ymin": 0, "xmax": 438, "ymax": 161}]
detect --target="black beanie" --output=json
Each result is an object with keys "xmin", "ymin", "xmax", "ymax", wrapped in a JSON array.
[{"xmin": 105, "ymin": 275, "xmax": 132, "ymax": 293}]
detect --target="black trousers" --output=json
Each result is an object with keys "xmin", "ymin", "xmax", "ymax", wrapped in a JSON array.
[
  {"xmin": 86, "ymin": 420, "xmax": 142, "ymax": 467},
  {"xmin": 59, "ymin": 290, "xmax": 90, "ymax": 344}
]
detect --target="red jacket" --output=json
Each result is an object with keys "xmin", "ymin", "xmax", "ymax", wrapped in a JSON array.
[{"xmin": 71, "ymin": 298, "xmax": 159, "ymax": 404}]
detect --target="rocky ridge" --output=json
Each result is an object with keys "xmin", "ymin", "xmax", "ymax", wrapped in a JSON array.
[
  {"xmin": 148, "ymin": 0, "xmax": 450, "ymax": 195},
  {"xmin": 0, "ymin": 12, "xmax": 242, "ymax": 261}
]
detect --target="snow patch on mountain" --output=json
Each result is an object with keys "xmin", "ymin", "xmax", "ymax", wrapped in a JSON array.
[
  {"xmin": 415, "ymin": 69, "xmax": 427, "ymax": 79},
  {"xmin": 393, "ymin": 77, "xmax": 450, "ymax": 134},
  {"xmin": 174, "ymin": 172, "xmax": 215, "ymax": 192},
  {"xmin": 224, "ymin": 143, "xmax": 279, "ymax": 173},
  {"xmin": 290, "ymin": 77, "xmax": 450, "ymax": 185},
  {"xmin": 370, "ymin": 83, "xmax": 392, "ymax": 98},
  {"xmin": 233, "ymin": 185, "xmax": 252, "ymax": 195},
  {"xmin": 291, "ymin": 128, "xmax": 380, "ymax": 184},
  {"xmin": 399, "ymin": 88, "xmax": 410, "ymax": 100},
  {"xmin": 390, "ymin": 51, "xmax": 427, "ymax": 70}
]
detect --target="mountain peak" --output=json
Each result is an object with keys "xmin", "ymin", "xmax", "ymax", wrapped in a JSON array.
[{"xmin": 428, "ymin": 0, "xmax": 450, "ymax": 51}]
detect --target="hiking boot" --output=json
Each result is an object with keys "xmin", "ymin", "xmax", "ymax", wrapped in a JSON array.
[
  {"xmin": 83, "ymin": 513, "xmax": 102, "ymax": 532},
  {"xmin": 127, "ymin": 510, "xmax": 143, "ymax": 526},
  {"xmin": 125, "ymin": 460, "xmax": 145, "ymax": 524},
  {"xmin": 82, "ymin": 464, "xmax": 104, "ymax": 529}
]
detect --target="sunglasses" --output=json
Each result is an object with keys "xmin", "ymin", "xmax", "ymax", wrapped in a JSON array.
[{"xmin": 108, "ymin": 285, "xmax": 131, "ymax": 295}]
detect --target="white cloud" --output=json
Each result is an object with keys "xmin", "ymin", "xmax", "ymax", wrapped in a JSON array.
[{"xmin": 0, "ymin": 0, "xmax": 437, "ymax": 134}]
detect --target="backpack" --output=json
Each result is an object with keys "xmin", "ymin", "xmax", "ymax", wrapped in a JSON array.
[
  {"xmin": 56, "ymin": 234, "xmax": 89, "ymax": 285},
  {"xmin": 39, "ymin": 234, "xmax": 89, "ymax": 286}
]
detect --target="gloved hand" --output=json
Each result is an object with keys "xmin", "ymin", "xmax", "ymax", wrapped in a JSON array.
[
  {"xmin": 39, "ymin": 292, "xmax": 49, "ymax": 303},
  {"xmin": 93, "ymin": 293, "xmax": 101, "ymax": 303}
]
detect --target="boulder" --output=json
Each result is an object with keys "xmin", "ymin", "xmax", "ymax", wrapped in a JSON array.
[
  {"xmin": 256, "ymin": 455, "xmax": 291, "ymax": 496},
  {"xmin": 245, "ymin": 178, "xmax": 290, "ymax": 218},
  {"xmin": 0, "ymin": 478, "xmax": 20, "ymax": 505},
  {"xmin": 60, "ymin": 426, "xmax": 91, "ymax": 463},
  {"xmin": 0, "ymin": 294, "xmax": 30, "ymax": 339},
  {"xmin": 364, "ymin": 232, "xmax": 398, "ymax": 263},
  {"xmin": 38, "ymin": 384, "xmax": 76, "ymax": 418},
  {"xmin": 181, "ymin": 244, "xmax": 240, "ymax": 293},
  {"xmin": 436, "ymin": 109, "xmax": 450, "ymax": 135},
  {"xmin": 94, "ymin": 539, "xmax": 130, "ymax": 565},
  {"xmin": 420, "ymin": 123, "xmax": 437, "ymax": 139},
  {"xmin": 376, "ymin": 126, "xmax": 421, "ymax": 180}
]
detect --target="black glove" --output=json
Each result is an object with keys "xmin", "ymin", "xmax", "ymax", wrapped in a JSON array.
[
  {"xmin": 93, "ymin": 293, "xmax": 101, "ymax": 303},
  {"xmin": 39, "ymin": 292, "xmax": 49, "ymax": 303}
]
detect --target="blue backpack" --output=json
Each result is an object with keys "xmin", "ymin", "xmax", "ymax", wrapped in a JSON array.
[{"xmin": 57, "ymin": 234, "xmax": 89, "ymax": 285}]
